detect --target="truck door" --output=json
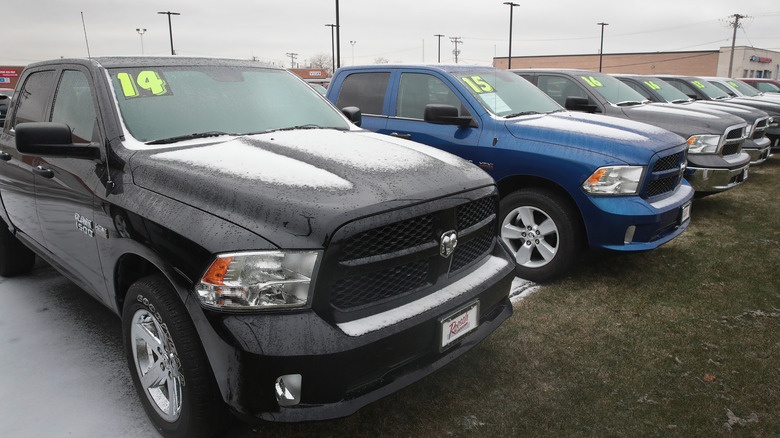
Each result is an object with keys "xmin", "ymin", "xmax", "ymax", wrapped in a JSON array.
[
  {"xmin": 33, "ymin": 68, "xmax": 107, "ymax": 298},
  {"xmin": 0, "ymin": 69, "xmax": 56, "ymax": 245},
  {"xmin": 382, "ymin": 72, "xmax": 483, "ymax": 164}
]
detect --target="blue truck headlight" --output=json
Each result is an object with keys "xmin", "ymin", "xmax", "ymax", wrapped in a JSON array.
[
  {"xmin": 686, "ymin": 134, "xmax": 721, "ymax": 154},
  {"xmin": 196, "ymin": 251, "xmax": 320, "ymax": 310},
  {"xmin": 582, "ymin": 165, "xmax": 644, "ymax": 195}
]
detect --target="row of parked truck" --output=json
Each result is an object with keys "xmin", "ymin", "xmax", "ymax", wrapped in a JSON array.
[
  {"xmin": 0, "ymin": 56, "xmax": 774, "ymax": 437},
  {"xmin": 326, "ymin": 66, "xmax": 779, "ymax": 282}
]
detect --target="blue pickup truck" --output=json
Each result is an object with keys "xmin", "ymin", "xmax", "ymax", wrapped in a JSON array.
[{"xmin": 326, "ymin": 65, "xmax": 694, "ymax": 281}]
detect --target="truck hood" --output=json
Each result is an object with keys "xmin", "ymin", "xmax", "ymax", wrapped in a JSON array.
[
  {"xmin": 129, "ymin": 129, "xmax": 493, "ymax": 249},
  {"xmin": 621, "ymin": 102, "xmax": 746, "ymax": 136},
  {"xmin": 504, "ymin": 111, "xmax": 685, "ymax": 164},
  {"xmin": 669, "ymin": 100, "xmax": 766, "ymax": 125}
]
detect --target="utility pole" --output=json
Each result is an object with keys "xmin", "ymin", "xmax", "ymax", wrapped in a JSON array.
[
  {"xmin": 727, "ymin": 13, "xmax": 746, "ymax": 77},
  {"xmin": 597, "ymin": 22, "xmax": 608, "ymax": 72},
  {"xmin": 504, "ymin": 2, "xmax": 519, "ymax": 69},
  {"xmin": 350, "ymin": 41, "xmax": 356, "ymax": 65},
  {"xmin": 450, "ymin": 37, "xmax": 462, "ymax": 63},
  {"xmin": 157, "ymin": 11, "xmax": 180, "ymax": 55},
  {"xmin": 286, "ymin": 52, "xmax": 298, "ymax": 68},
  {"xmin": 434, "ymin": 34, "xmax": 444, "ymax": 63}
]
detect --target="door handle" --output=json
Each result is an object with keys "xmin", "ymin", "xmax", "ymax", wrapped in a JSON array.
[
  {"xmin": 33, "ymin": 165, "xmax": 54, "ymax": 179},
  {"xmin": 0, "ymin": 152, "xmax": 11, "ymax": 162},
  {"xmin": 390, "ymin": 132, "xmax": 412, "ymax": 140}
]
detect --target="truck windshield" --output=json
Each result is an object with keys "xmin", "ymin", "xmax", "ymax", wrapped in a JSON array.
[
  {"xmin": 108, "ymin": 66, "xmax": 349, "ymax": 144},
  {"xmin": 693, "ymin": 79, "xmax": 730, "ymax": 100},
  {"xmin": 645, "ymin": 78, "xmax": 692, "ymax": 103},
  {"xmin": 452, "ymin": 69, "xmax": 562, "ymax": 117},
  {"xmin": 577, "ymin": 73, "xmax": 648, "ymax": 105},
  {"xmin": 728, "ymin": 79, "xmax": 762, "ymax": 97}
]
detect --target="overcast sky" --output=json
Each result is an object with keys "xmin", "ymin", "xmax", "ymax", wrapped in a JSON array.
[{"xmin": 4, "ymin": 1, "xmax": 780, "ymax": 68}]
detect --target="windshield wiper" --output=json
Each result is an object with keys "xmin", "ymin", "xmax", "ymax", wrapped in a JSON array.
[
  {"xmin": 262, "ymin": 124, "xmax": 327, "ymax": 133},
  {"xmin": 671, "ymin": 99, "xmax": 692, "ymax": 104},
  {"xmin": 615, "ymin": 100, "xmax": 644, "ymax": 107},
  {"xmin": 146, "ymin": 131, "xmax": 234, "ymax": 145},
  {"xmin": 504, "ymin": 111, "xmax": 541, "ymax": 118}
]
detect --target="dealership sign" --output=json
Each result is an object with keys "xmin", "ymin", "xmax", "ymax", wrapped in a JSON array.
[{"xmin": 750, "ymin": 55, "xmax": 773, "ymax": 63}]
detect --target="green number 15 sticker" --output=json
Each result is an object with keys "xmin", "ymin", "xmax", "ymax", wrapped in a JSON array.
[
  {"xmin": 461, "ymin": 76, "xmax": 495, "ymax": 94},
  {"xmin": 116, "ymin": 71, "xmax": 170, "ymax": 98}
]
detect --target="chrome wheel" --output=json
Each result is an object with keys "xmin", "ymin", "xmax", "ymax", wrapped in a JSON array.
[
  {"xmin": 130, "ymin": 308, "xmax": 183, "ymax": 423},
  {"xmin": 501, "ymin": 205, "xmax": 560, "ymax": 269}
]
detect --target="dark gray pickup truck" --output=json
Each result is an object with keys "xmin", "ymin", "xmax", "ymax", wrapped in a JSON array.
[
  {"xmin": 0, "ymin": 57, "xmax": 515, "ymax": 437},
  {"xmin": 516, "ymin": 69, "xmax": 752, "ymax": 195}
]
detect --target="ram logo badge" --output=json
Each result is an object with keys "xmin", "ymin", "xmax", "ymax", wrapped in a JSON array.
[{"xmin": 439, "ymin": 230, "xmax": 458, "ymax": 258}]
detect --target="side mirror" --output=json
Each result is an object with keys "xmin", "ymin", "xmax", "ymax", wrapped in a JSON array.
[
  {"xmin": 15, "ymin": 122, "xmax": 101, "ymax": 159},
  {"xmin": 341, "ymin": 106, "xmax": 362, "ymax": 127},
  {"xmin": 424, "ymin": 104, "xmax": 477, "ymax": 128},
  {"xmin": 564, "ymin": 96, "xmax": 598, "ymax": 113}
]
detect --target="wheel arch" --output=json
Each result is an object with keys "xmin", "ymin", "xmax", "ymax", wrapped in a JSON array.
[{"xmin": 495, "ymin": 174, "xmax": 588, "ymax": 247}]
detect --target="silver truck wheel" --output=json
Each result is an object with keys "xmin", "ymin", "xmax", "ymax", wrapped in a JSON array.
[
  {"xmin": 130, "ymin": 307, "xmax": 183, "ymax": 422},
  {"xmin": 499, "ymin": 189, "xmax": 582, "ymax": 282}
]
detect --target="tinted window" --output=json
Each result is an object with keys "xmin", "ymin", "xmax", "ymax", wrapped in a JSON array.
[
  {"xmin": 537, "ymin": 75, "xmax": 589, "ymax": 107},
  {"xmin": 13, "ymin": 70, "xmax": 56, "ymax": 127},
  {"xmin": 709, "ymin": 81, "xmax": 736, "ymax": 97},
  {"xmin": 574, "ymin": 73, "xmax": 646, "ymax": 105},
  {"xmin": 623, "ymin": 81, "xmax": 652, "ymax": 99},
  {"xmin": 335, "ymin": 72, "xmax": 390, "ymax": 115},
  {"xmin": 397, "ymin": 73, "xmax": 468, "ymax": 119},
  {"xmin": 51, "ymin": 70, "xmax": 97, "ymax": 143}
]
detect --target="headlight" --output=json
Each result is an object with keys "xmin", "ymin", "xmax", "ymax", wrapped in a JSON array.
[
  {"xmin": 196, "ymin": 250, "xmax": 320, "ymax": 310},
  {"xmin": 582, "ymin": 165, "xmax": 644, "ymax": 195},
  {"xmin": 686, "ymin": 134, "xmax": 721, "ymax": 154}
]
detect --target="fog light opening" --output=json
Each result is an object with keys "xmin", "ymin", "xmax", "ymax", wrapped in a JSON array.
[
  {"xmin": 275, "ymin": 374, "xmax": 302, "ymax": 406},
  {"xmin": 624, "ymin": 225, "xmax": 636, "ymax": 244}
]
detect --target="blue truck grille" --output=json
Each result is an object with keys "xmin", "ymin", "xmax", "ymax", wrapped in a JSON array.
[
  {"xmin": 644, "ymin": 149, "xmax": 686, "ymax": 198},
  {"xmin": 326, "ymin": 194, "xmax": 498, "ymax": 313}
]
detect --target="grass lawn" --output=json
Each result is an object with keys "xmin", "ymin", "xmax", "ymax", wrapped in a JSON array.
[{"xmin": 242, "ymin": 156, "xmax": 779, "ymax": 438}]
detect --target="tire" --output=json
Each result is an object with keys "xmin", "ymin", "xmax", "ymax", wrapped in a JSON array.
[
  {"xmin": 499, "ymin": 189, "xmax": 582, "ymax": 282},
  {"xmin": 122, "ymin": 276, "xmax": 227, "ymax": 438},
  {"xmin": 0, "ymin": 224, "xmax": 36, "ymax": 277}
]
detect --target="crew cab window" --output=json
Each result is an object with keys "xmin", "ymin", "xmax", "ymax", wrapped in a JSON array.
[
  {"xmin": 397, "ymin": 73, "xmax": 467, "ymax": 119},
  {"xmin": 709, "ymin": 81, "xmax": 737, "ymax": 97},
  {"xmin": 12, "ymin": 70, "xmax": 56, "ymax": 128},
  {"xmin": 335, "ymin": 72, "xmax": 390, "ymax": 115},
  {"xmin": 538, "ymin": 75, "xmax": 588, "ymax": 106},
  {"xmin": 51, "ymin": 71, "xmax": 97, "ymax": 143}
]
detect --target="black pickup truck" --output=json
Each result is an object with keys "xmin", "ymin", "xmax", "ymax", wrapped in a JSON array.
[{"xmin": 0, "ymin": 57, "xmax": 515, "ymax": 437}]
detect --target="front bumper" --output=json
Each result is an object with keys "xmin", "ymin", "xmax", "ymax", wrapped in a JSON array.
[
  {"xmin": 582, "ymin": 181, "xmax": 694, "ymax": 251},
  {"xmin": 743, "ymin": 137, "xmax": 772, "ymax": 164},
  {"xmin": 197, "ymin": 244, "xmax": 515, "ymax": 422},
  {"xmin": 685, "ymin": 152, "xmax": 751, "ymax": 193}
]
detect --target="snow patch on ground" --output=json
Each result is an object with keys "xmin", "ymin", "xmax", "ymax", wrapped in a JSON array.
[{"xmin": 509, "ymin": 276, "xmax": 540, "ymax": 304}]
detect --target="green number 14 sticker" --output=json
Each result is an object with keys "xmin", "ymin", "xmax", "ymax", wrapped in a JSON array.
[{"xmin": 116, "ymin": 71, "xmax": 170, "ymax": 98}]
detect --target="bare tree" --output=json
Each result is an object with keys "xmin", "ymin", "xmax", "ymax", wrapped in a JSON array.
[{"xmin": 309, "ymin": 53, "xmax": 334, "ymax": 76}]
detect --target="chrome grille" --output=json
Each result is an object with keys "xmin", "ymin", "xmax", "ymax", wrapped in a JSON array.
[{"xmin": 721, "ymin": 125, "xmax": 746, "ymax": 157}]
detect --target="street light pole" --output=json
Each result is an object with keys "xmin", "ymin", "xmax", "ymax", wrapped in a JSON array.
[
  {"xmin": 326, "ymin": 24, "xmax": 337, "ymax": 73},
  {"xmin": 136, "ymin": 28, "xmax": 147, "ymax": 55},
  {"xmin": 335, "ymin": 0, "xmax": 341, "ymax": 68},
  {"xmin": 158, "ymin": 11, "xmax": 180, "ymax": 55},
  {"xmin": 350, "ymin": 41, "xmax": 356, "ymax": 65},
  {"xmin": 503, "ymin": 2, "xmax": 519, "ymax": 69},
  {"xmin": 434, "ymin": 34, "xmax": 444, "ymax": 63},
  {"xmin": 597, "ymin": 22, "xmax": 608, "ymax": 72}
]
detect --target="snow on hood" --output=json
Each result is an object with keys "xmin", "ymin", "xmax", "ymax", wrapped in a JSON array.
[
  {"xmin": 130, "ymin": 129, "xmax": 493, "ymax": 248},
  {"xmin": 504, "ymin": 111, "xmax": 685, "ymax": 163},
  {"xmin": 152, "ymin": 138, "xmax": 355, "ymax": 190}
]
